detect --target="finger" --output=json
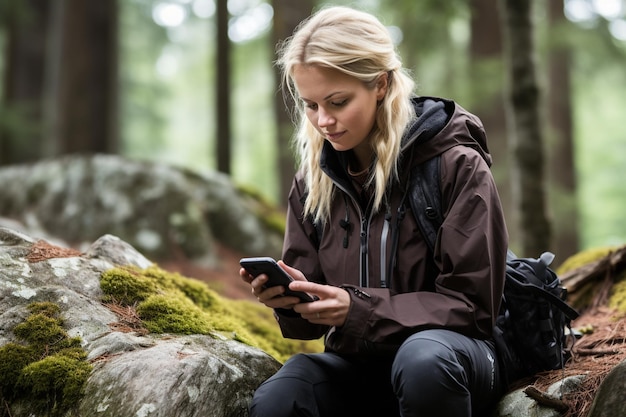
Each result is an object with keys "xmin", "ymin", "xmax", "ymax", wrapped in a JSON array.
[
  {"xmin": 288, "ymin": 280, "xmax": 336, "ymax": 298},
  {"xmin": 308, "ymin": 308, "xmax": 349, "ymax": 327},
  {"xmin": 239, "ymin": 268, "xmax": 254, "ymax": 284},
  {"xmin": 256, "ymin": 285, "xmax": 285, "ymax": 302},
  {"xmin": 249, "ymin": 274, "xmax": 269, "ymax": 295},
  {"xmin": 277, "ymin": 261, "xmax": 307, "ymax": 282},
  {"xmin": 300, "ymin": 311, "xmax": 322, "ymax": 321},
  {"xmin": 263, "ymin": 295, "xmax": 301, "ymax": 310}
]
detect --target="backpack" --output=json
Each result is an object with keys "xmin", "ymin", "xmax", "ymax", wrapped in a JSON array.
[{"xmin": 409, "ymin": 155, "xmax": 580, "ymax": 384}]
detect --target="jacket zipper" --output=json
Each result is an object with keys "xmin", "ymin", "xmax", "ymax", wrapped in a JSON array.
[
  {"xmin": 359, "ymin": 202, "xmax": 376, "ymax": 288},
  {"xmin": 359, "ymin": 216, "xmax": 368, "ymax": 287},
  {"xmin": 326, "ymin": 180, "xmax": 375, "ymax": 289},
  {"xmin": 379, "ymin": 209, "xmax": 391, "ymax": 288}
]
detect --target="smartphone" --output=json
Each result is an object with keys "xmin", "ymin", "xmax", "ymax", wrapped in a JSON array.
[{"xmin": 239, "ymin": 257, "xmax": 318, "ymax": 303}]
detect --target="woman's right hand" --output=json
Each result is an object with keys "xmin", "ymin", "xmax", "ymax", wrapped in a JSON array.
[{"xmin": 239, "ymin": 264, "xmax": 302, "ymax": 310}]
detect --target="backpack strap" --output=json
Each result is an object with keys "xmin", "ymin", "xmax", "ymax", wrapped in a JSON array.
[{"xmin": 407, "ymin": 156, "xmax": 443, "ymax": 253}]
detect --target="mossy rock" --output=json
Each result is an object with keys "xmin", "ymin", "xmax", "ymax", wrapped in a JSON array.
[
  {"xmin": 555, "ymin": 246, "xmax": 616, "ymax": 275},
  {"xmin": 236, "ymin": 183, "xmax": 287, "ymax": 235},
  {"xmin": 0, "ymin": 302, "xmax": 92, "ymax": 417},
  {"xmin": 608, "ymin": 278, "xmax": 626, "ymax": 313},
  {"xmin": 100, "ymin": 265, "xmax": 322, "ymax": 362},
  {"xmin": 557, "ymin": 245, "xmax": 626, "ymax": 312}
]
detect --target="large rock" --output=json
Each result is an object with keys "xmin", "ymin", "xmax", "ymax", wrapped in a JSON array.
[
  {"xmin": 587, "ymin": 359, "xmax": 626, "ymax": 417},
  {"xmin": 0, "ymin": 155, "xmax": 284, "ymax": 262},
  {"xmin": 0, "ymin": 227, "xmax": 280, "ymax": 417},
  {"xmin": 494, "ymin": 375, "xmax": 585, "ymax": 417}
]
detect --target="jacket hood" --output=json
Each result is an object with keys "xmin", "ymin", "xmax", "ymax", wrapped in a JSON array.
[
  {"xmin": 318, "ymin": 96, "xmax": 492, "ymax": 199},
  {"xmin": 401, "ymin": 96, "xmax": 492, "ymax": 167}
]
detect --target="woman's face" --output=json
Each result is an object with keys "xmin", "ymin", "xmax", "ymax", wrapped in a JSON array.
[{"xmin": 292, "ymin": 64, "xmax": 387, "ymax": 168}]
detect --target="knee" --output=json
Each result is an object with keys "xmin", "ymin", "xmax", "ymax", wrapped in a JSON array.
[
  {"xmin": 249, "ymin": 354, "xmax": 318, "ymax": 417},
  {"xmin": 391, "ymin": 330, "xmax": 466, "ymax": 392},
  {"xmin": 249, "ymin": 378, "xmax": 297, "ymax": 417},
  {"xmin": 249, "ymin": 374, "xmax": 308, "ymax": 417}
]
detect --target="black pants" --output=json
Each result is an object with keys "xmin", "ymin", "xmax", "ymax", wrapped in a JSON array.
[{"xmin": 249, "ymin": 329, "xmax": 503, "ymax": 417}]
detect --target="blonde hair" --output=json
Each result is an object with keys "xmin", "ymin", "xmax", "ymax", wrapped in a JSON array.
[{"xmin": 276, "ymin": 6, "xmax": 415, "ymax": 223}]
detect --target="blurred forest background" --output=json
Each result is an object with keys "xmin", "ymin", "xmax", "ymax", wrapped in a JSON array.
[{"xmin": 0, "ymin": 0, "xmax": 625, "ymax": 261}]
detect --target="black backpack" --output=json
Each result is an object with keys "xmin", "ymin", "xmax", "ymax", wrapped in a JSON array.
[{"xmin": 409, "ymin": 156, "xmax": 580, "ymax": 384}]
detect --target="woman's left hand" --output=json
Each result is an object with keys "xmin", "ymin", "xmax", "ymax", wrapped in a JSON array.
[{"xmin": 280, "ymin": 263, "xmax": 351, "ymax": 327}]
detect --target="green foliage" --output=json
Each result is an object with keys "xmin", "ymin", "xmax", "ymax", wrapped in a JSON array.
[
  {"xmin": 101, "ymin": 265, "xmax": 322, "ymax": 362},
  {"xmin": 0, "ymin": 302, "xmax": 92, "ymax": 417},
  {"xmin": 118, "ymin": 0, "xmax": 170, "ymax": 158},
  {"xmin": 564, "ymin": 14, "xmax": 626, "ymax": 249}
]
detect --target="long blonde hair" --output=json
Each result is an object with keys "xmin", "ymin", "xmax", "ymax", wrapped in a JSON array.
[{"xmin": 276, "ymin": 6, "xmax": 415, "ymax": 223}]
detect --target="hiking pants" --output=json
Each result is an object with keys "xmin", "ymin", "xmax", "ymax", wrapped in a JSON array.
[{"xmin": 249, "ymin": 329, "xmax": 503, "ymax": 417}]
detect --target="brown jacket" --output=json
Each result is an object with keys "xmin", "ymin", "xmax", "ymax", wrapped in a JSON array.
[{"xmin": 279, "ymin": 97, "xmax": 508, "ymax": 355}]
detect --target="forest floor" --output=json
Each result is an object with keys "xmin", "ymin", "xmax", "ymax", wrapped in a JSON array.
[{"xmin": 531, "ymin": 307, "xmax": 626, "ymax": 417}]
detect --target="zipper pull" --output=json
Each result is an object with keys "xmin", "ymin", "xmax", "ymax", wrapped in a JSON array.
[
  {"xmin": 342, "ymin": 286, "xmax": 371, "ymax": 299},
  {"xmin": 360, "ymin": 218, "xmax": 368, "ymax": 253},
  {"xmin": 353, "ymin": 288, "xmax": 371, "ymax": 298}
]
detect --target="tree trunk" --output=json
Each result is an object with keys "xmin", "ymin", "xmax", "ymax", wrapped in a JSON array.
[
  {"xmin": 469, "ymin": 0, "xmax": 518, "ymax": 248},
  {"xmin": 48, "ymin": 0, "xmax": 119, "ymax": 155},
  {"xmin": 270, "ymin": 0, "xmax": 314, "ymax": 205},
  {"xmin": 0, "ymin": 0, "xmax": 50, "ymax": 164},
  {"xmin": 500, "ymin": 0, "xmax": 551, "ymax": 256},
  {"xmin": 547, "ymin": 0, "xmax": 579, "ymax": 259},
  {"xmin": 215, "ymin": 0, "xmax": 231, "ymax": 174}
]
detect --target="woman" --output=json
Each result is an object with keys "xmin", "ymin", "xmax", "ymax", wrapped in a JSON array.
[{"xmin": 240, "ymin": 6, "xmax": 508, "ymax": 417}]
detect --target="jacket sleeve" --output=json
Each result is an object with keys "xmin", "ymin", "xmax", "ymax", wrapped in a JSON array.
[
  {"xmin": 339, "ymin": 147, "xmax": 508, "ymax": 342},
  {"xmin": 272, "ymin": 172, "xmax": 329, "ymax": 340}
]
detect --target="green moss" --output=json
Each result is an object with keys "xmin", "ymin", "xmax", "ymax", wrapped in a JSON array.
[
  {"xmin": 13, "ymin": 314, "xmax": 67, "ymax": 347},
  {"xmin": 556, "ymin": 246, "xmax": 617, "ymax": 275},
  {"xmin": 100, "ymin": 267, "xmax": 157, "ymax": 304},
  {"xmin": 101, "ymin": 265, "xmax": 323, "ymax": 362},
  {"xmin": 608, "ymin": 273, "xmax": 626, "ymax": 313},
  {"xmin": 224, "ymin": 299, "xmax": 324, "ymax": 360},
  {"xmin": 556, "ymin": 246, "xmax": 626, "ymax": 312},
  {"xmin": 262, "ymin": 211, "xmax": 287, "ymax": 235},
  {"xmin": 0, "ymin": 302, "xmax": 92, "ymax": 416},
  {"xmin": 27, "ymin": 301, "xmax": 61, "ymax": 317},
  {"xmin": 143, "ymin": 266, "xmax": 221, "ymax": 309},
  {"xmin": 18, "ymin": 353, "xmax": 92, "ymax": 415},
  {"xmin": 137, "ymin": 294, "xmax": 213, "ymax": 334},
  {"xmin": 0, "ymin": 344, "xmax": 37, "ymax": 398},
  {"xmin": 236, "ymin": 184, "xmax": 286, "ymax": 235}
]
